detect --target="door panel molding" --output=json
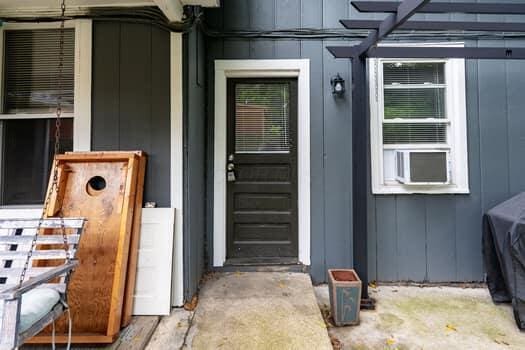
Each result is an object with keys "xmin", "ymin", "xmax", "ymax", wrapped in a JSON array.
[
  {"xmin": 226, "ymin": 78, "xmax": 298, "ymax": 260},
  {"xmin": 213, "ymin": 59, "xmax": 310, "ymax": 266}
]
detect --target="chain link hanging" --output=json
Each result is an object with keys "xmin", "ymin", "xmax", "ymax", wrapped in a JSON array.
[{"xmin": 18, "ymin": 0, "xmax": 70, "ymax": 287}]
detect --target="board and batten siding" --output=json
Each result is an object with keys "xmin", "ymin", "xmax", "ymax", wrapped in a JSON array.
[
  {"xmin": 369, "ymin": 45, "xmax": 525, "ymax": 282},
  {"xmin": 183, "ymin": 27, "xmax": 207, "ymax": 299},
  {"xmin": 205, "ymin": 0, "xmax": 356, "ymax": 283},
  {"xmin": 91, "ymin": 21, "xmax": 171, "ymax": 207},
  {"xmin": 206, "ymin": 0, "xmax": 525, "ymax": 284},
  {"xmin": 92, "ymin": 21, "xmax": 206, "ymax": 300}
]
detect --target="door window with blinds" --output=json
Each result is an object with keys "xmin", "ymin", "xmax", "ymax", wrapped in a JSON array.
[
  {"xmin": 370, "ymin": 56, "xmax": 469, "ymax": 194},
  {"xmin": 0, "ymin": 28, "xmax": 75, "ymax": 205},
  {"xmin": 234, "ymin": 83, "xmax": 290, "ymax": 153}
]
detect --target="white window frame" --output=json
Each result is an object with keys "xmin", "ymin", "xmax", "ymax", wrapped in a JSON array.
[
  {"xmin": 213, "ymin": 59, "xmax": 310, "ymax": 266},
  {"xmin": 369, "ymin": 42, "xmax": 469, "ymax": 195},
  {"xmin": 0, "ymin": 20, "xmax": 92, "ymax": 208}
]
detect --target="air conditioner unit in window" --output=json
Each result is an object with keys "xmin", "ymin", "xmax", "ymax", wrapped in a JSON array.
[{"xmin": 395, "ymin": 150, "xmax": 450, "ymax": 185}]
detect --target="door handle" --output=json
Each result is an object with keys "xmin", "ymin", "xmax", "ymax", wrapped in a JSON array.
[{"xmin": 227, "ymin": 164, "xmax": 236, "ymax": 182}]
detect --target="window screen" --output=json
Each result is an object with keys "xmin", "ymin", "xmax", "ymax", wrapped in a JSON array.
[
  {"xmin": 382, "ymin": 62, "xmax": 448, "ymax": 145},
  {"xmin": 4, "ymin": 29, "xmax": 75, "ymax": 114},
  {"xmin": 2, "ymin": 119, "xmax": 73, "ymax": 205},
  {"xmin": 235, "ymin": 83, "xmax": 290, "ymax": 153}
]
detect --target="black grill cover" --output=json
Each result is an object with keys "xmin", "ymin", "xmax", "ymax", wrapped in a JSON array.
[{"xmin": 483, "ymin": 192, "xmax": 525, "ymax": 330}]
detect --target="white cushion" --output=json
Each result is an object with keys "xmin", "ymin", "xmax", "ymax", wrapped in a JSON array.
[{"xmin": 0, "ymin": 288, "xmax": 61, "ymax": 333}]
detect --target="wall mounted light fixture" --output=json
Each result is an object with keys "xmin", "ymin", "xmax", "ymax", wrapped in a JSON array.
[{"xmin": 330, "ymin": 73, "xmax": 346, "ymax": 97}]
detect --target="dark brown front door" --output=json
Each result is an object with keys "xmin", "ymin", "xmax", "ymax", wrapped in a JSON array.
[{"xmin": 226, "ymin": 78, "xmax": 298, "ymax": 262}]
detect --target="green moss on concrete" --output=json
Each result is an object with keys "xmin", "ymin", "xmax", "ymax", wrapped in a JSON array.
[
  {"xmin": 480, "ymin": 324, "xmax": 508, "ymax": 342},
  {"xmin": 319, "ymin": 286, "xmax": 525, "ymax": 350},
  {"xmin": 378, "ymin": 313, "xmax": 404, "ymax": 332}
]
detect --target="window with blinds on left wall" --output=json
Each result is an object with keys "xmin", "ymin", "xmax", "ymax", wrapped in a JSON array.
[{"xmin": 0, "ymin": 28, "xmax": 75, "ymax": 205}]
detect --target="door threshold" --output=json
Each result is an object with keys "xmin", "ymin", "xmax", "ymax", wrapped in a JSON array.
[
  {"xmin": 216, "ymin": 258, "xmax": 308, "ymax": 273},
  {"xmin": 225, "ymin": 257, "xmax": 299, "ymax": 266}
]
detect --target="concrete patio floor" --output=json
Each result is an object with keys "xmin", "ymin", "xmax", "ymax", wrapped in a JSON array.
[
  {"xmin": 315, "ymin": 285, "xmax": 525, "ymax": 350},
  {"xmin": 176, "ymin": 272, "xmax": 332, "ymax": 350}
]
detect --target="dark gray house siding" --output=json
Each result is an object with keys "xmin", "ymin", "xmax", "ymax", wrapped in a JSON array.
[
  {"xmin": 184, "ymin": 26, "xmax": 207, "ymax": 300},
  {"xmin": 369, "ymin": 50, "xmax": 525, "ymax": 283},
  {"xmin": 91, "ymin": 21, "xmax": 171, "ymax": 207},
  {"xmin": 205, "ymin": 0, "xmax": 355, "ymax": 283},
  {"xmin": 205, "ymin": 0, "xmax": 525, "ymax": 284},
  {"xmin": 88, "ymin": 2, "xmax": 525, "ymax": 299},
  {"xmin": 92, "ymin": 20, "xmax": 207, "ymax": 300}
]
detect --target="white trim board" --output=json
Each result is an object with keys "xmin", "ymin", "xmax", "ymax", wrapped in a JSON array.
[
  {"xmin": 170, "ymin": 32, "xmax": 184, "ymax": 306},
  {"xmin": 0, "ymin": 20, "xmax": 92, "ymax": 214},
  {"xmin": 0, "ymin": 20, "xmax": 92, "ymax": 151},
  {"xmin": 213, "ymin": 59, "xmax": 311, "ymax": 267},
  {"xmin": 73, "ymin": 19, "xmax": 93, "ymax": 151}
]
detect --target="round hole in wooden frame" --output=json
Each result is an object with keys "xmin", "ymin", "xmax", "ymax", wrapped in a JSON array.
[{"xmin": 86, "ymin": 175, "xmax": 107, "ymax": 196}]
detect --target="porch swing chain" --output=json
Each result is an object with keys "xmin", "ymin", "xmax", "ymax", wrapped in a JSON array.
[{"xmin": 18, "ymin": 0, "xmax": 69, "ymax": 287}]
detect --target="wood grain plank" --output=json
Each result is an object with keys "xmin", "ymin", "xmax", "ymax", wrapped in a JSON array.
[
  {"xmin": 107, "ymin": 154, "xmax": 139, "ymax": 337},
  {"xmin": 121, "ymin": 153, "xmax": 147, "ymax": 327},
  {"xmin": 26, "ymin": 334, "xmax": 117, "ymax": 344},
  {"xmin": 113, "ymin": 316, "xmax": 159, "ymax": 350},
  {"xmin": 30, "ymin": 152, "xmax": 144, "ymax": 343}
]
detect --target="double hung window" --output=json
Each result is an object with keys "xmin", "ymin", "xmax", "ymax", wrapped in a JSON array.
[{"xmin": 370, "ymin": 50, "xmax": 469, "ymax": 194}]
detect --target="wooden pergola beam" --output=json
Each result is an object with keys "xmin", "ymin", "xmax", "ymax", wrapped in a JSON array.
[
  {"xmin": 353, "ymin": 0, "xmax": 432, "ymax": 57},
  {"xmin": 352, "ymin": 1, "xmax": 525, "ymax": 15},
  {"xmin": 327, "ymin": 46, "xmax": 525, "ymax": 59},
  {"xmin": 341, "ymin": 19, "xmax": 525, "ymax": 32}
]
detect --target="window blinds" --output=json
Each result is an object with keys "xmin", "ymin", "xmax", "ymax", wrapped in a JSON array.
[
  {"xmin": 383, "ymin": 123, "xmax": 447, "ymax": 144},
  {"xmin": 235, "ymin": 83, "xmax": 290, "ymax": 153},
  {"xmin": 382, "ymin": 62, "xmax": 448, "ymax": 145},
  {"xmin": 383, "ymin": 62, "xmax": 445, "ymax": 85},
  {"xmin": 4, "ymin": 29, "xmax": 75, "ymax": 114}
]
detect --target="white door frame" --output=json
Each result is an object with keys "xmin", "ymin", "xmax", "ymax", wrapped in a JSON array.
[{"xmin": 213, "ymin": 59, "xmax": 311, "ymax": 267}]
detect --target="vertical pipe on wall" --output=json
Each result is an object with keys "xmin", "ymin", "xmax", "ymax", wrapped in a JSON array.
[{"xmin": 352, "ymin": 56, "xmax": 369, "ymax": 299}]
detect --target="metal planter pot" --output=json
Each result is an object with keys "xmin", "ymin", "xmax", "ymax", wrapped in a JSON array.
[{"xmin": 328, "ymin": 269, "xmax": 362, "ymax": 326}]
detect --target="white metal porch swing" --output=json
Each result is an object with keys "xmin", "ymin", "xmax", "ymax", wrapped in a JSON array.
[{"xmin": 0, "ymin": 1, "xmax": 86, "ymax": 349}]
